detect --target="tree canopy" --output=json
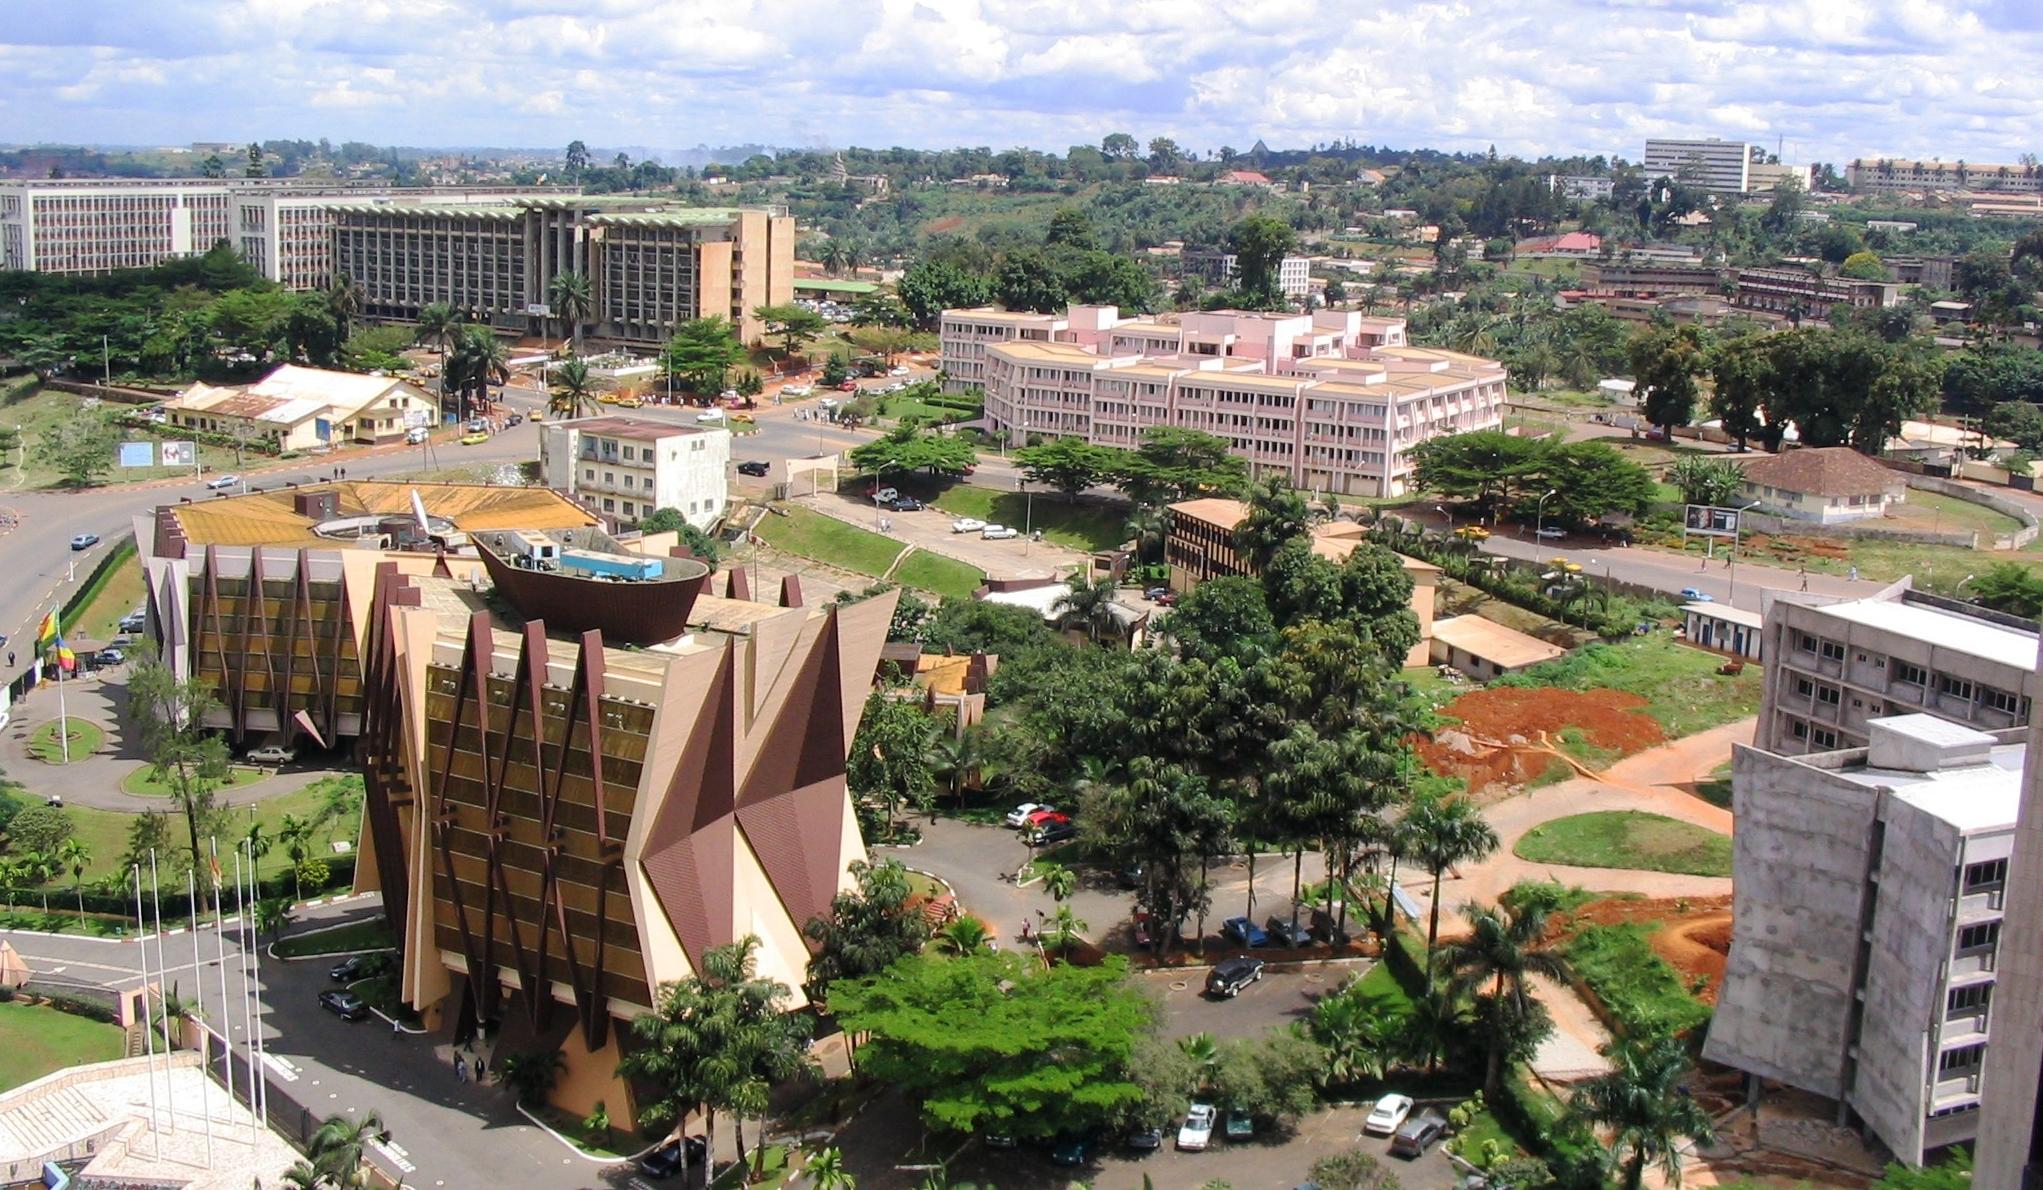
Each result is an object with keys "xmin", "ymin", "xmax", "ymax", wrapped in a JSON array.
[
  {"xmin": 849, "ymin": 424, "xmax": 978, "ymax": 477},
  {"xmin": 1411, "ymin": 431, "xmax": 1654, "ymax": 524}
]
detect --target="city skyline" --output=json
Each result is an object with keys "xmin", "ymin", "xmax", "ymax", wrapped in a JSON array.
[{"xmin": 3, "ymin": 0, "xmax": 2040, "ymax": 166}]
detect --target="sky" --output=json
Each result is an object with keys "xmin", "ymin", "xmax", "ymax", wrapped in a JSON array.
[{"xmin": 3, "ymin": 0, "xmax": 2040, "ymax": 166}]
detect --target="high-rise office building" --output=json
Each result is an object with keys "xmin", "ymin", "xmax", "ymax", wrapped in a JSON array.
[{"xmin": 1973, "ymin": 641, "xmax": 2043, "ymax": 1187}]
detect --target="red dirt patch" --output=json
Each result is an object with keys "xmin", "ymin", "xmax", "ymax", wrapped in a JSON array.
[
  {"xmin": 923, "ymin": 215, "xmax": 967, "ymax": 234},
  {"xmin": 1549, "ymin": 894, "xmax": 1732, "ymax": 1004},
  {"xmin": 1418, "ymin": 686, "xmax": 1666, "ymax": 794}
]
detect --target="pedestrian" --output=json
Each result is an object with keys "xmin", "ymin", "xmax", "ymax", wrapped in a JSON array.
[
  {"xmin": 1800, "ymin": 565, "xmax": 1810, "ymax": 592},
  {"xmin": 455, "ymin": 1057, "xmax": 467, "ymax": 1083},
  {"xmin": 474, "ymin": 1056, "xmax": 484, "ymax": 1082},
  {"xmin": 5, "ymin": 652, "xmax": 12, "ymax": 669},
  {"xmin": 1848, "ymin": 565, "xmax": 1859, "ymax": 582}
]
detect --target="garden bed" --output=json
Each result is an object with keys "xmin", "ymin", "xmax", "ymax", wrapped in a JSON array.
[{"xmin": 1513, "ymin": 811, "xmax": 1732, "ymax": 877}]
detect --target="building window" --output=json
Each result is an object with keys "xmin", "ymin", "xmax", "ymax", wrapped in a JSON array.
[
  {"xmin": 1958, "ymin": 922, "xmax": 2001, "ymax": 952},
  {"xmin": 1790, "ymin": 720, "xmax": 1809, "ymax": 740},
  {"xmin": 602, "ymin": 498, "xmax": 615, "ymax": 512},
  {"xmin": 1941, "ymin": 675, "xmax": 1975, "ymax": 701},
  {"xmin": 1795, "ymin": 677, "xmax": 1815, "ymax": 698},
  {"xmin": 1811, "ymin": 728, "xmax": 1838, "ymax": 749},
  {"xmin": 1948, "ymin": 983, "xmax": 1993, "ymax": 1014},
  {"xmin": 622, "ymin": 446, "xmax": 635, "ymax": 461},
  {"xmin": 1893, "ymin": 661, "xmax": 1929, "ymax": 687},
  {"xmin": 1983, "ymin": 686, "xmax": 2021, "ymax": 715},
  {"xmin": 623, "ymin": 501, "xmax": 635, "ymax": 516},
  {"xmin": 1965, "ymin": 859, "xmax": 2009, "ymax": 893},
  {"xmin": 1817, "ymin": 685, "xmax": 1841, "ymax": 706},
  {"xmin": 1796, "ymin": 632, "xmax": 1817, "ymax": 654},
  {"xmin": 1820, "ymin": 640, "xmax": 1846, "ymax": 662},
  {"xmin": 1938, "ymin": 1043, "xmax": 1986, "ymax": 1076},
  {"xmin": 583, "ymin": 469, "xmax": 594, "ymax": 482}
]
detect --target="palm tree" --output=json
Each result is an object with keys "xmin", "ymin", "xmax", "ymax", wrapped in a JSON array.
[
  {"xmin": 1123, "ymin": 504, "xmax": 1167, "ymax": 565},
  {"xmin": 1046, "ymin": 904, "xmax": 1085, "ymax": 960},
  {"xmin": 57, "ymin": 837, "xmax": 90, "ymax": 922},
  {"xmin": 1442, "ymin": 900, "xmax": 1570, "ymax": 1096},
  {"xmin": 281, "ymin": 1160, "xmax": 334, "ymax": 1190},
  {"xmin": 1571, "ymin": 1036, "xmax": 1715, "ymax": 1190},
  {"xmin": 1308, "ymin": 981, "xmax": 1399, "ymax": 1087},
  {"xmin": 245, "ymin": 821, "xmax": 272, "ymax": 883},
  {"xmin": 1051, "ymin": 574, "xmax": 1121, "ymax": 644},
  {"xmin": 1398, "ymin": 796, "xmax": 1499, "ymax": 987},
  {"xmin": 498, "ymin": 1049, "xmax": 564, "ymax": 1107},
  {"xmin": 548, "ymin": 357, "xmax": 599, "ymax": 419},
  {"xmin": 932, "ymin": 917, "xmax": 992, "ymax": 956},
  {"xmin": 446, "ymin": 326, "xmax": 509, "ymax": 420},
  {"xmin": 325, "ymin": 274, "xmax": 364, "ymax": 339},
  {"xmin": 548, "ymin": 271, "xmax": 595, "ymax": 355},
  {"xmin": 256, "ymin": 896, "xmax": 293, "ymax": 942},
  {"xmin": 22, "ymin": 852, "xmax": 55, "ymax": 915},
  {"xmin": 152, "ymin": 981, "xmax": 198, "ymax": 1049},
  {"xmin": 1037, "ymin": 862, "xmax": 1076, "ymax": 903},
  {"xmin": 928, "ymin": 729, "xmax": 981, "ymax": 806},
  {"xmin": 820, "ymin": 240, "xmax": 851, "ymax": 277},
  {"xmin": 1234, "ymin": 474, "xmax": 1311, "ymax": 572},
  {"xmin": 805, "ymin": 1144, "xmax": 857, "ymax": 1189},
  {"xmin": 414, "ymin": 302, "xmax": 463, "ymax": 394},
  {"xmin": 1178, "ymin": 1032, "xmax": 1219, "ymax": 1095},
  {"xmin": 279, "ymin": 814, "xmax": 315, "ymax": 901},
  {"xmin": 309, "ymin": 1110, "xmax": 386, "ymax": 1188}
]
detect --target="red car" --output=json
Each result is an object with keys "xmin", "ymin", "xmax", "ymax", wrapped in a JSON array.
[
  {"xmin": 1023, "ymin": 809, "xmax": 1070, "ymax": 828},
  {"xmin": 837, "ymin": 380, "xmax": 859, "ymax": 392}
]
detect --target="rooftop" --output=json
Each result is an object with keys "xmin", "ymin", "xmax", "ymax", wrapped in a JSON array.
[
  {"xmin": 944, "ymin": 306, "xmax": 1066, "ymax": 325},
  {"xmin": 1827, "ymin": 718, "xmax": 2024, "ymax": 835},
  {"xmin": 172, "ymin": 481, "xmax": 598, "ymax": 548},
  {"xmin": 1431, "ymin": 615, "xmax": 1567, "ymax": 669},
  {"xmin": 1811, "ymin": 596, "xmax": 2038, "ymax": 668},
  {"xmin": 1740, "ymin": 447, "xmax": 1901, "ymax": 498},
  {"xmin": 792, "ymin": 277, "xmax": 881, "ymax": 295},
  {"xmin": 1685, "ymin": 601, "xmax": 1765, "ymax": 628},
  {"xmin": 560, "ymin": 415, "xmax": 713, "ymax": 443}
]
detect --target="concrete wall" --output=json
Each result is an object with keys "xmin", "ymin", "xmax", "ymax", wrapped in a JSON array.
[
  {"xmin": 1703, "ymin": 745, "xmax": 1875, "ymax": 1098},
  {"xmin": 1903, "ymin": 474, "xmax": 2040, "ymax": 550},
  {"xmin": 1975, "ymin": 643, "xmax": 2043, "ymax": 1186}
]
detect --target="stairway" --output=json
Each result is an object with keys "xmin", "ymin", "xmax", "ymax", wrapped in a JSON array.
[{"xmin": 0, "ymin": 1084, "xmax": 111, "ymax": 1158}]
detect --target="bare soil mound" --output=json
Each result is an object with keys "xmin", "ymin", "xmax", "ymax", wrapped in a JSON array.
[{"xmin": 1420, "ymin": 686, "xmax": 1666, "ymax": 793}]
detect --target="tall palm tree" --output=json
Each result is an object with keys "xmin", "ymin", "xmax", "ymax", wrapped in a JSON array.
[
  {"xmin": 57, "ymin": 837, "xmax": 90, "ymax": 922},
  {"xmin": 1123, "ymin": 504, "xmax": 1166, "ymax": 565},
  {"xmin": 309, "ymin": 1110, "xmax": 386, "ymax": 1188},
  {"xmin": 1046, "ymin": 904, "xmax": 1085, "ymax": 960},
  {"xmin": 1442, "ymin": 900, "xmax": 1570, "ymax": 1096},
  {"xmin": 414, "ymin": 302, "xmax": 463, "ymax": 394},
  {"xmin": 1308, "ymin": 980, "xmax": 1399, "ymax": 1088},
  {"xmin": 805, "ymin": 1145, "xmax": 857, "ymax": 1190},
  {"xmin": 1051, "ymin": 574, "xmax": 1121, "ymax": 644},
  {"xmin": 548, "ymin": 271, "xmax": 595, "ymax": 355},
  {"xmin": 1234, "ymin": 474, "xmax": 1311, "ymax": 572},
  {"xmin": 447, "ymin": 326, "xmax": 509, "ymax": 419},
  {"xmin": 1397, "ymin": 796, "xmax": 1500, "ymax": 987},
  {"xmin": 1571, "ymin": 1035, "xmax": 1715, "ymax": 1190},
  {"xmin": 820, "ymin": 240, "xmax": 851, "ymax": 277},
  {"xmin": 325, "ymin": 274, "xmax": 364, "ymax": 339},
  {"xmin": 1037, "ymin": 862, "xmax": 1076, "ymax": 903},
  {"xmin": 928, "ymin": 729, "xmax": 981, "ymax": 806},
  {"xmin": 245, "ymin": 821, "xmax": 272, "ymax": 883},
  {"xmin": 549, "ymin": 357, "xmax": 599, "ymax": 419}
]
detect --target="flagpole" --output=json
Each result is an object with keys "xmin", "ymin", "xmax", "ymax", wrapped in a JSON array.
[
  {"xmin": 187, "ymin": 869, "xmax": 214, "ymax": 1168},
  {"xmin": 149, "ymin": 850, "xmax": 174, "ymax": 1135},
  {"xmin": 209, "ymin": 839, "xmax": 234, "ymax": 1142},
  {"xmin": 235, "ymin": 848, "xmax": 258, "ymax": 1146},
  {"xmin": 53, "ymin": 605, "xmax": 68, "ymax": 765},
  {"xmin": 245, "ymin": 840, "xmax": 269, "ymax": 1126},
  {"xmin": 132, "ymin": 864, "xmax": 163, "ymax": 1160}
]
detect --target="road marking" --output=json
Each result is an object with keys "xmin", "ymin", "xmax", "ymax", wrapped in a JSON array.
[
  {"xmin": 262, "ymin": 1053, "xmax": 301, "ymax": 1083},
  {"xmin": 371, "ymin": 1137, "xmax": 416, "ymax": 1174}
]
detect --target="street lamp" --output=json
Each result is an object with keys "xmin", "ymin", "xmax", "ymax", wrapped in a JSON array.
[
  {"xmin": 1534, "ymin": 488, "xmax": 1558, "ymax": 564},
  {"xmin": 1019, "ymin": 473, "xmax": 1035, "ymax": 556},
  {"xmin": 1725, "ymin": 499, "xmax": 1761, "ymax": 604}
]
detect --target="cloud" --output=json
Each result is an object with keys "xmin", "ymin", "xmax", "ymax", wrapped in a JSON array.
[{"xmin": 1, "ymin": 0, "xmax": 2039, "ymax": 164}]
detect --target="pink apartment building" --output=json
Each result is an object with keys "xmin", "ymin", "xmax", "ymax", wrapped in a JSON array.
[{"xmin": 941, "ymin": 304, "xmax": 1504, "ymax": 497}]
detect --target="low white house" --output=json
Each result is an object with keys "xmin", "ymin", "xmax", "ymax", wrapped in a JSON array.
[
  {"xmin": 1737, "ymin": 447, "xmax": 1906, "ymax": 524},
  {"xmin": 539, "ymin": 415, "xmax": 730, "ymax": 530},
  {"xmin": 1683, "ymin": 602, "xmax": 1763, "ymax": 660},
  {"xmin": 162, "ymin": 365, "xmax": 434, "ymax": 451}
]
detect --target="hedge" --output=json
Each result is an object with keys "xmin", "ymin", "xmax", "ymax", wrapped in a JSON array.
[
  {"xmin": 1490, "ymin": 1067, "xmax": 1603, "ymax": 1189},
  {"xmin": 117, "ymin": 414, "xmax": 283, "ymax": 457},
  {"xmin": 0, "ymin": 856, "xmax": 356, "ymax": 920},
  {"xmin": 1366, "ymin": 524, "xmax": 1644, "ymax": 639},
  {"xmin": 62, "ymin": 537, "xmax": 137, "ymax": 622}
]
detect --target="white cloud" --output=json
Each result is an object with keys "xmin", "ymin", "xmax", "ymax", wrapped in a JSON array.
[{"xmin": 0, "ymin": 0, "xmax": 2039, "ymax": 164}]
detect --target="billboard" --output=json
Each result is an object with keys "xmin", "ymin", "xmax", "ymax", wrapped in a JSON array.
[
  {"xmin": 117, "ymin": 441, "xmax": 155, "ymax": 468},
  {"xmin": 159, "ymin": 441, "xmax": 196, "ymax": 467},
  {"xmin": 1684, "ymin": 504, "xmax": 1742, "ymax": 538}
]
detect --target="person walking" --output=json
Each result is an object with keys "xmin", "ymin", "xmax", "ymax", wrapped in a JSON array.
[{"xmin": 474, "ymin": 1056, "xmax": 484, "ymax": 1082}]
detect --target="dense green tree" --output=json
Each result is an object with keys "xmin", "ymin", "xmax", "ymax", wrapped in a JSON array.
[
  {"xmin": 1160, "ymin": 577, "xmax": 1276, "ymax": 663},
  {"xmin": 828, "ymin": 952, "xmax": 1154, "ymax": 1140},
  {"xmin": 1969, "ymin": 562, "xmax": 2043, "ymax": 618},
  {"xmin": 1408, "ymin": 430, "xmax": 1546, "ymax": 515},
  {"xmin": 1628, "ymin": 323, "xmax": 1710, "ymax": 435},
  {"xmin": 662, "ymin": 316, "xmax": 746, "ymax": 394},
  {"xmin": 1235, "ymin": 474, "xmax": 1312, "ymax": 573},
  {"xmin": 1570, "ymin": 1035, "xmax": 1715, "ymax": 1190},
  {"xmin": 1872, "ymin": 1153, "xmax": 1972, "ymax": 1190},
  {"xmin": 849, "ymin": 423, "xmax": 977, "ymax": 477},
  {"xmin": 1708, "ymin": 332, "xmax": 1783, "ymax": 451},
  {"xmin": 1063, "ymin": 251, "xmax": 1158, "ymax": 310},
  {"xmin": 444, "ymin": 325, "xmax": 509, "ymax": 415},
  {"xmin": 1942, "ymin": 345, "xmax": 2043, "ymax": 414},
  {"xmin": 1210, "ymin": 1032, "xmax": 1323, "ymax": 1128},
  {"xmin": 898, "ymin": 260, "xmax": 993, "ymax": 330},
  {"xmin": 803, "ymin": 858, "xmax": 930, "ymax": 1003},
  {"xmin": 1667, "ymin": 455, "xmax": 1747, "ymax": 507},
  {"xmin": 754, "ymin": 303, "xmax": 826, "ymax": 358},
  {"xmin": 1015, "ymin": 436, "xmax": 1111, "ymax": 500},
  {"xmin": 1839, "ymin": 250, "xmax": 1887, "ymax": 280},
  {"xmin": 994, "ymin": 248, "xmax": 1068, "ymax": 314},
  {"xmin": 1045, "ymin": 207, "xmax": 1100, "ymax": 251},
  {"xmin": 1985, "ymin": 401, "xmax": 2043, "ymax": 452},
  {"xmin": 1229, "ymin": 215, "xmax": 1300, "ymax": 308},
  {"xmin": 920, "ymin": 599, "xmax": 1055, "ymax": 658},
  {"xmin": 206, "ymin": 287, "xmax": 298, "ymax": 362},
  {"xmin": 1114, "ymin": 427, "xmax": 1249, "ymax": 503},
  {"xmin": 1538, "ymin": 440, "xmax": 1657, "ymax": 525},
  {"xmin": 34, "ymin": 413, "xmax": 121, "ymax": 487},
  {"xmin": 846, "ymin": 691, "xmax": 942, "ymax": 830}
]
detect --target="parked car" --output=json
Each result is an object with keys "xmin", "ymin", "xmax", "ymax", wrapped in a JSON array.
[
  {"xmin": 871, "ymin": 487, "xmax": 900, "ymax": 503},
  {"xmin": 695, "ymin": 409, "xmax": 726, "ymax": 423},
  {"xmin": 206, "ymin": 474, "xmax": 240, "ymax": 490},
  {"xmin": 118, "ymin": 611, "xmax": 148, "ymax": 633},
  {"xmin": 1364, "ymin": 1093, "xmax": 1415, "ymax": 1136},
  {"xmin": 951, "ymin": 517, "xmax": 987, "ymax": 534},
  {"xmin": 1389, "ymin": 1111, "xmax": 1448, "ymax": 1158},
  {"xmin": 888, "ymin": 365, "xmax": 912, "ymax": 377},
  {"xmin": 460, "ymin": 432, "xmax": 489, "ymax": 446},
  {"xmin": 1143, "ymin": 586, "xmax": 1179, "ymax": 606},
  {"xmin": 781, "ymin": 384, "xmax": 813, "ymax": 397},
  {"xmin": 1225, "ymin": 1106, "xmax": 1255, "ymax": 1140},
  {"xmin": 1028, "ymin": 820, "xmax": 1077, "ymax": 846},
  {"xmin": 1205, "ymin": 957, "xmax": 1265, "ymax": 998},
  {"xmin": 982, "ymin": 524, "xmax": 1020, "ymax": 540},
  {"xmin": 1050, "ymin": 1136, "xmax": 1088, "ymax": 1167},
  {"xmin": 1177, "ymin": 1104, "xmax": 1216, "ymax": 1151},
  {"xmin": 108, "ymin": 635, "xmax": 135, "ymax": 650},
  {"xmin": 1022, "ymin": 808, "xmax": 1068, "ymax": 828},
  {"xmin": 330, "ymin": 955, "xmax": 372, "ymax": 982},
  {"xmin": 318, "ymin": 989, "xmax": 368, "ymax": 1021},
  {"xmin": 838, "ymin": 380, "xmax": 859, "ymax": 392},
  {"xmin": 466, "ymin": 418, "xmax": 489, "ymax": 433},
  {"xmin": 981, "ymin": 1133, "xmax": 1017, "ymax": 1150},
  {"xmin": 405, "ymin": 427, "xmax": 430, "ymax": 445},
  {"xmin": 1221, "ymin": 916, "xmax": 1270, "ymax": 947},
  {"xmin": 1265, "ymin": 916, "xmax": 1313, "ymax": 947},
  {"xmin": 93, "ymin": 648, "xmax": 125, "ymax": 667},
  {"xmin": 736, "ymin": 460, "xmax": 771, "ymax": 477},
  {"xmin": 70, "ymin": 533, "xmax": 101, "ymax": 550},
  {"xmin": 1124, "ymin": 1126, "xmax": 1163, "ymax": 1152},
  {"xmin": 637, "ymin": 1136, "xmax": 705, "ymax": 1179},
  {"xmin": 888, "ymin": 496, "xmax": 925, "ymax": 511},
  {"xmin": 1534, "ymin": 526, "xmax": 1567, "ymax": 540},
  {"xmin": 246, "ymin": 745, "xmax": 295, "ymax": 766},
  {"xmin": 1003, "ymin": 802, "xmax": 1053, "ymax": 827},
  {"xmin": 1679, "ymin": 587, "xmax": 1713, "ymax": 602}
]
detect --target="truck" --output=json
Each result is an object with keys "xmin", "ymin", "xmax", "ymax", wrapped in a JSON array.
[{"xmin": 560, "ymin": 549, "xmax": 664, "ymax": 581}]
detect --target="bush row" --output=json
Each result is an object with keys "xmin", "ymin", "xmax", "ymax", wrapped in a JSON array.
[
  {"xmin": 1489, "ymin": 1069, "xmax": 1603, "ymax": 1189},
  {"xmin": 1368, "ymin": 526, "xmax": 1648, "ymax": 639},
  {"xmin": 0, "ymin": 856, "xmax": 356, "ymax": 920},
  {"xmin": 116, "ymin": 414, "xmax": 284, "ymax": 457}
]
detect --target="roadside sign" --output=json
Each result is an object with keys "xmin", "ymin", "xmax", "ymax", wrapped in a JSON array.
[
  {"xmin": 1684, "ymin": 504, "xmax": 1741, "ymax": 538},
  {"xmin": 160, "ymin": 441, "xmax": 196, "ymax": 467},
  {"xmin": 117, "ymin": 441, "xmax": 155, "ymax": 468}
]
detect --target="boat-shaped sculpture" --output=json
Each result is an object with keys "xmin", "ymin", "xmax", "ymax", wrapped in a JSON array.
[{"xmin": 472, "ymin": 526, "xmax": 710, "ymax": 645}]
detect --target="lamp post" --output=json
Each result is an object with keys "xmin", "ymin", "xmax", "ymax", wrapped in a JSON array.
[
  {"xmin": 1534, "ymin": 488, "xmax": 1558, "ymax": 564},
  {"xmin": 1726, "ymin": 499, "xmax": 1761, "ymax": 604},
  {"xmin": 1020, "ymin": 474, "xmax": 1035, "ymax": 557}
]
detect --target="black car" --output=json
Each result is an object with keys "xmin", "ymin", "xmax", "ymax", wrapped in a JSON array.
[
  {"xmin": 1389, "ymin": 1111, "xmax": 1448, "ymax": 1158},
  {"xmin": 887, "ymin": 496, "xmax": 924, "ymax": 511},
  {"xmin": 505, "ymin": 412, "xmax": 524, "ymax": 427},
  {"xmin": 330, "ymin": 955, "xmax": 371, "ymax": 982},
  {"xmin": 736, "ymin": 460, "xmax": 770, "ymax": 477},
  {"xmin": 1124, "ymin": 1126, "xmax": 1163, "ymax": 1152},
  {"xmin": 318, "ymin": 989, "xmax": 368, "ymax": 1021},
  {"xmin": 1205, "ymin": 956, "xmax": 1265, "ymax": 998},
  {"xmin": 637, "ymin": 1135, "xmax": 705, "ymax": 1179},
  {"xmin": 1265, "ymin": 915, "xmax": 1313, "ymax": 948},
  {"xmin": 1029, "ymin": 820, "xmax": 1077, "ymax": 846}
]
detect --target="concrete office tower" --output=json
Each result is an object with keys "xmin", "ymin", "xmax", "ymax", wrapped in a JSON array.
[
  {"xmin": 1704, "ymin": 714, "xmax": 2025, "ymax": 1163},
  {"xmin": 1973, "ymin": 639, "xmax": 2043, "ymax": 1187},
  {"xmin": 1756, "ymin": 588, "xmax": 2037, "ymax": 755},
  {"xmin": 328, "ymin": 196, "xmax": 795, "ymax": 345},
  {"xmin": 1643, "ymin": 138, "xmax": 1753, "ymax": 194}
]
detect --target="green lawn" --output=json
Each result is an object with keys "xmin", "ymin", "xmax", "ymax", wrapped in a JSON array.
[
  {"xmin": 1, "ymin": 386, "xmax": 249, "ymax": 490},
  {"xmin": 28, "ymin": 719, "xmax": 105, "ymax": 763},
  {"xmin": 755, "ymin": 506, "xmax": 904, "ymax": 577},
  {"xmin": 1696, "ymin": 761, "xmax": 1734, "ymax": 810},
  {"xmin": 0, "ymin": 1001, "xmax": 125, "ymax": 1091},
  {"xmin": 70, "ymin": 544, "xmax": 146, "ymax": 643},
  {"xmin": 1562, "ymin": 922, "xmax": 1713, "ymax": 1040},
  {"xmin": 60, "ymin": 781, "xmax": 359, "ymax": 887},
  {"xmin": 1352, "ymin": 955, "xmax": 1417, "ymax": 1021},
  {"xmin": 932, "ymin": 486, "xmax": 1130, "ymax": 552},
  {"xmin": 1514, "ymin": 811, "xmax": 1732, "ymax": 877},
  {"xmin": 892, "ymin": 549, "xmax": 987, "ymax": 600},
  {"xmin": 121, "ymin": 763, "xmax": 267, "ymax": 798},
  {"xmin": 1889, "ymin": 488, "xmax": 2025, "ymax": 537},
  {"xmin": 1497, "ymin": 635, "xmax": 1762, "ymax": 739},
  {"xmin": 273, "ymin": 918, "xmax": 397, "ymax": 957}
]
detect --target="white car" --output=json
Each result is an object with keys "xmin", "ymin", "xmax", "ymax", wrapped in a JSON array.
[
  {"xmin": 206, "ymin": 474, "xmax": 241, "ymax": 490},
  {"xmin": 695, "ymin": 409, "xmax": 726, "ymax": 423},
  {"xmin": 1363, "ymin": 1093, "xmax": 1415, "ymax": 1136},
  {"xmin": 982, "ymin": 524, "xmax": 1019, "ymax": 540},
  {"xmin": 951, "ymin": 518, "xmax": 987, "ymax": 534},
  {"xmin": 781, "ymin": 384, "xmax": 813, "ymax": 397},
  {"xmin": 1534, "ymin": 526, "xmax": 1567, "ymax": 540},
  {"xmin": 1003, "ymin": 802, "xmax": 1054, "ymax": 828},
  {"xmin": 872, "ymin": 487, "xmax": 900, "ymax": 504},
  {"xmin": 1177, "ymin": 1104, "xmax": 1216, "ymax": 1151},
  {"xmin": 888, "ymin": 365, "xmax": 911, "ymax": 377},
  {"xmin": 246, "ymin": 745, "xmax": 295, "ymax": 766}
]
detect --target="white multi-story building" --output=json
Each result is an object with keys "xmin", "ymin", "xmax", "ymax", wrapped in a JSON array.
[
  {"xmin": 1548, "ymin": 174, "xmax": 1615, "ymax": 201},
  {"xmin": 539, "ymin": 415, "xmax": 731, "ymax": 529},
  {"xmin": 1847, "ymin": 160, "xmax": 2043, "ymax": 195},
  {"xmin": 1644, "ymin": 138, "xmax": 1754, "ymax": 194},
  {"xmin": 0, "ymin": 177, "xmax": 565, "ymax": 286},
  {"xmin": 1706, "ymin": 713, "xmax": 2024, "ymax": 1164},
  {"xmin": 943, "ymin": 303, "xmax": 1501, "ymax": 497},
  {"xmin": 1180, "ymin": 250, "xmax": 1312, "ymax": 302}
]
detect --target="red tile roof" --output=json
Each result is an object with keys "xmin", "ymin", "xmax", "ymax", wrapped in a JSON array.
[{"xmin": 1741, "ymin": 447, "xmax": 1902, "ymax": 498}]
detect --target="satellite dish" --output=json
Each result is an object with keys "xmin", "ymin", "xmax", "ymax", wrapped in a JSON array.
[{"xmin": 410, "ymin": 489, "xmax": 432, "ymax": 536}]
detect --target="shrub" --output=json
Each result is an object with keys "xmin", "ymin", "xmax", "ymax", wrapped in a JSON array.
[{"xmin": 295, "ymin": 858, "xmax": 330, "ymax": 894}]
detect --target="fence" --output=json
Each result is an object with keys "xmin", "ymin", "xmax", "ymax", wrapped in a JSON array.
[
  {"xmin": 1904, "ymin": 473, "xmax": 2040, "ymax": 549},
  {"xmin": 43, "ymin": 379, "xmax": 178, "ymax": 405}
]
